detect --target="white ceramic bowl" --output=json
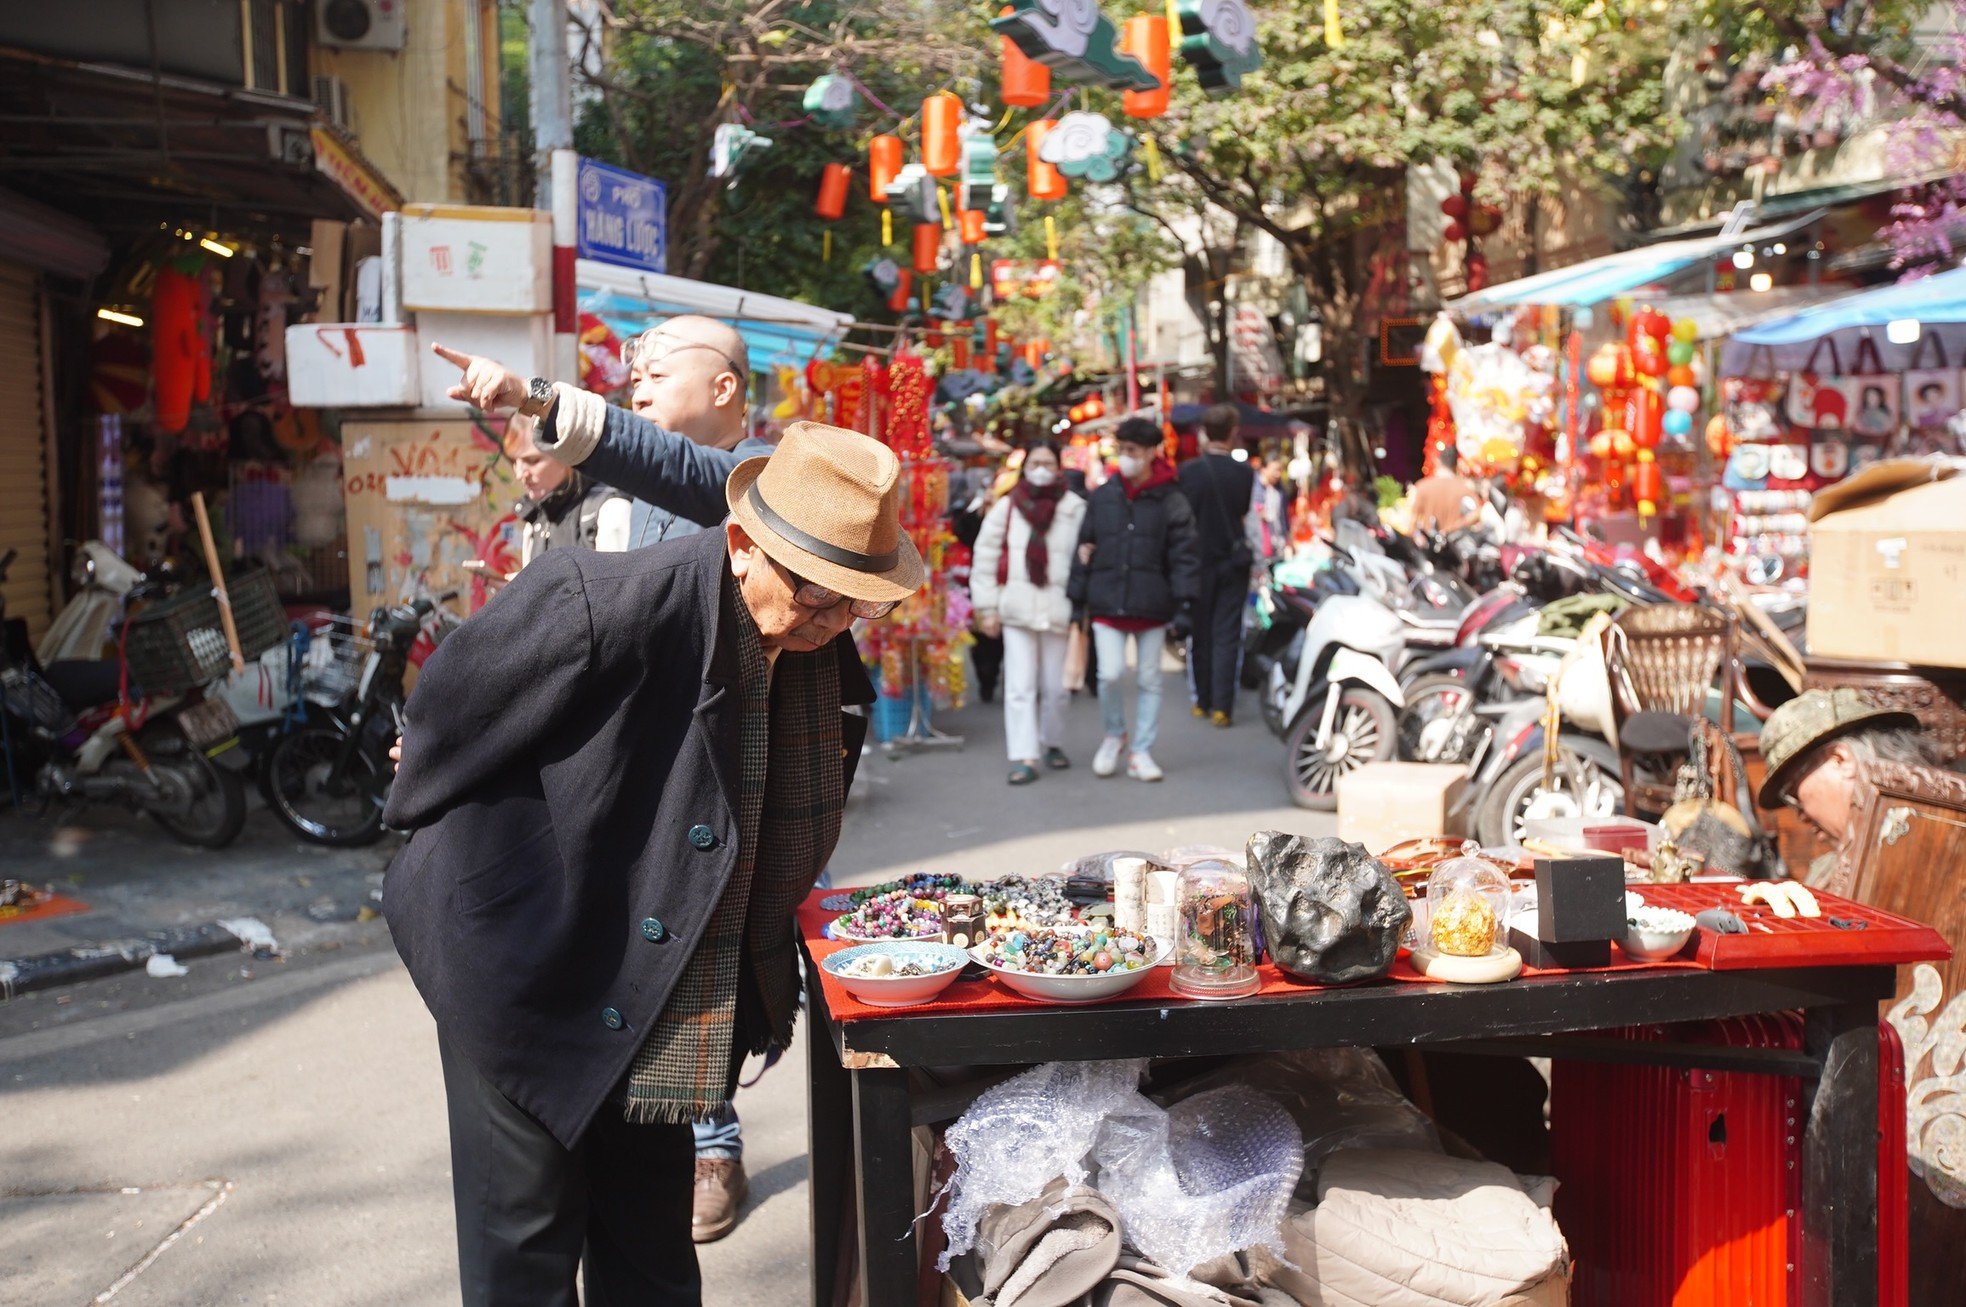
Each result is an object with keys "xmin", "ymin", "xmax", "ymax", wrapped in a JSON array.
[
  {"xmin": 969, "ymin": 935, "xmax": 1168, "ymax": 1005},
  {"xmin": 820, "ymin": 942, "xmax": 968, "ymax": 1007},
  {"xmin": 1621, "ymin": 906, "xmax": 1697, "ymax": 962}
]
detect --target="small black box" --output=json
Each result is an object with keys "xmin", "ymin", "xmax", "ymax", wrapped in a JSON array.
[
  {"xmin": 1509, "ymin": 927, "xmax": 1612, "ymax": 970},
  {"xmin": 1533, "ymin": 855, "xmax": 1626, "ymax": 942}
]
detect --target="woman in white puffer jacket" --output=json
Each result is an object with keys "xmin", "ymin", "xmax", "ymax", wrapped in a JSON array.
[{"xmin": 971, "ymin": 442, "xmax": 1088, "ymax": 786}]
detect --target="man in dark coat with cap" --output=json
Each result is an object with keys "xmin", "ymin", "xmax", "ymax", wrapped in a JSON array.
[{"xmin": 383, "ymin": 355, "xmax": 923, "ymax": 1304}]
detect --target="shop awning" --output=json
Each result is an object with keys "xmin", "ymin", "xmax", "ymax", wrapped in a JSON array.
[
  {"xmin": 1646, "ymin": 284, "xmax": 1857, "ymax": 341},
  {"xmin": 576, "ymin": 259, "xmax": 853, "ymax": 373},
  {"xmin": 1719, "ymin": 264, "xmax": 1966, "ymax": 373},
  {"xmin": 1447, "ymin": 212, "xmax": 1826, "ymax": 313}
]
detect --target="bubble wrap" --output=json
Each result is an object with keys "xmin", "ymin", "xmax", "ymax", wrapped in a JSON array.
[
  {"xmin": 939, "ymin": 1059, "xmax": 1151, "ymax": 1270},
  {"xmin": 939, "ymin": 1060, "xmax": 1304, "ymax": 1284},
  {"xmin": 1092, "ymin": 1085, "xmax": 1304, "ymax": 1279}
]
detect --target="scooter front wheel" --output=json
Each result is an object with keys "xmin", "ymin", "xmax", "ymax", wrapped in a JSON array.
[
  {"xmin": 1284, "ymin": 687, "xmax": 1397, "ymax": 811},
  {"xmin": 264, "ymin": 725, "xmax": 389, "ymax": 846}
]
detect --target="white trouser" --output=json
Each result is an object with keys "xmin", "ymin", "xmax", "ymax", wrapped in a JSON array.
[{"xmin": 1001, "ymin": 624, "xmax": 1070, "ymax": 762}]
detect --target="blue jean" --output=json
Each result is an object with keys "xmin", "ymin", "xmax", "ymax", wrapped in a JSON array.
[
  {"xmin": 1093, "ymin": 623, "xmax": 1166, "ymax": 756},
  {"xmin": 693, "ymin": 1105, "xmax": 742, "ymax": 1161}
]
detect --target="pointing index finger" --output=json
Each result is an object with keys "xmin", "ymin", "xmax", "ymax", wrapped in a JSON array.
[{"xmin": 430, "ymin": 342, "xmax": 472, "ymax": 368}]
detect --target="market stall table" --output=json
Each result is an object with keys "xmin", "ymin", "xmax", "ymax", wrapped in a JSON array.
[{"xmin": 796, "ymin": 885, "xmax": 1949, "ymax": 1307}]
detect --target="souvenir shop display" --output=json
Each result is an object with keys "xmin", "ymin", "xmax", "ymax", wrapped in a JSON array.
[
  {"xmin": 820, "ymin": 942, "xmax": 969, "ymax": 1007},
  {"xmin": 829, "ymin": 890, "xmax": 947, "ymax": 942},
  {"xmin": 970, "ymin": 926, "xmax": 1166, "ymax": 1004}
]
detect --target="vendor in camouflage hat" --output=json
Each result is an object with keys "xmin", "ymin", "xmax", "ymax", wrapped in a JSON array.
[{"xmin": 1757, "ymin": 688, "xmax": 1933, "ymax": 886}]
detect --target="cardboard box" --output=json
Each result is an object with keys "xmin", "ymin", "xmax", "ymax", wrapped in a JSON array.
[
  {"xmin": 399, "ymin": 203, "xmax": 552, "ymax": 315},
  {"xmin": 1808, "ymin": 461, "xmax": 1966, "ymax": 669},
  {"xmin": 1337, "ymin": 762, "xmax": 1469, "ymax": 854},
  {"xmin": 284, "ymin": 323, "xmax": 420, "ymax": 407}
]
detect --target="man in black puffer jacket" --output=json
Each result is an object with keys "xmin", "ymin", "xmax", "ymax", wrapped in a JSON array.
[{"xmin": 1067, "ymin": 417, "xmax": 1201, "ymax": 782}]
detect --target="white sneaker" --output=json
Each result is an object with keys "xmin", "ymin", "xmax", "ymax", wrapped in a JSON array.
[
  {"xmin": 1092, "ymin": 736, "xmax": 1127, "ymax": 778},
  {"xmin": 1127, "ymin": 751, "xmax": 1164, "ymax": 782}
]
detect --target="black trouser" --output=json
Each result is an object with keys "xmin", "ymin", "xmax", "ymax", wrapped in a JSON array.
[
  {"xmin": 440, "ymin": 1036, "xmax": 701, "ymax": 1307},
  {"xmin": 1187, "ymin": 564, "xmax": 1248, "ymax": 716}
]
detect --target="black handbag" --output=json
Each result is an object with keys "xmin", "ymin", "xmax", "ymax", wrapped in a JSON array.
[{"xmin": 1666, "ymin": 726, "xmax": 1780, "ymax": 878}]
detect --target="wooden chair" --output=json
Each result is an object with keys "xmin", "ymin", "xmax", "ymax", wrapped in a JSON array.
[{"xmin": 1604, "ymin": 604, "xmax": 1738, "ymax": 818}]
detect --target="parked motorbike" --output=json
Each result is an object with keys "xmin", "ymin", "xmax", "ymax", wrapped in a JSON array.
[
  {"xmin": 0, "ymin": 549, "xmax": 246, "ymax": 848},
  {"xmin": 262, "ymin": 594, "xmax": 457, "ymax": 846}
]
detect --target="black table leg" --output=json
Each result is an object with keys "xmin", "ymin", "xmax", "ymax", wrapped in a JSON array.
[
  {"xmin": 853, "ymin": 1066, "xmax": 918, "ymax": 1307},
  {"xmin": 1801, "ymin": 999, "xmax": 1880, "ymax": 1307},
  {"xmin": 807, "ymin": 986, "xmax": 852, "ymax": 1307}
]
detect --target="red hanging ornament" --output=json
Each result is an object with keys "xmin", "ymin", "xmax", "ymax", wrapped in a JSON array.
[
  {"xmin": 1120, "ymin": 15, "xmax": 1171, "ymax": 119},
  {"xmin": 999, "ymin": 7, "xmax": 1051, "ymax": 107},
  {"xmin": 1026, "ymin": 120, "xmax": 1067, "ymax": 201},
  {"xmin": 815, "ymin": 162, "xmax": 850, "ymax": 220},
  {"xmin": 887, "ymin": 268, "xmax": 913, "ymax": 313},
  {"xmin": 912, "ymin": 222, "xmax": 943, "ymax": 275},
  {"xmin": 868, "ymin": 135, "xmax": 903, "ymax": 203},
  {"xmin": 959, "ymin": 208, "xmax": 988, "ymax": 245},
  {"xmin": 922, "ymin": 93, "xmax": 962, "ymax": 177}
]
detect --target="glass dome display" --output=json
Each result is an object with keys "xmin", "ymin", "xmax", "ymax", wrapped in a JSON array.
[
  {"xmin": 1424, "ymin": 855, "xmax": 1511, "ymax": 958},
  {"xmin": 1170, "ymin": 859, "xmax": 1261, "ymax": 1000}
]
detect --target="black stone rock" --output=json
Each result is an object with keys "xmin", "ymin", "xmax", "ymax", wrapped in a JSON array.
[{"xmin": 1246, "ymin": 832, "xmax": 1412, "ymax": 984}]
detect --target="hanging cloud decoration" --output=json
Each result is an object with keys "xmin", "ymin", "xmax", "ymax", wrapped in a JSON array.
[
  {"xmin": 1178, "ymin": 0, "xmax": 1264, "ymax": 94},
  {"xmin": 1037, "ymin": 111, "xmax": 1133, "ymax": 182},
  {"xmin": 711, "ymin": 123, "xmax": 772, "ymax": 185}
]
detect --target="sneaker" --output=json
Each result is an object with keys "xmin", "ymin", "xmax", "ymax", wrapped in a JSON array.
[
  {"xmin": 1127, "ymin": 751, "xmax": 1164, "ymax": 782},
  {"xmin": 1210, "ymin": 710, "xmax": 1233, "ymax": 728},
  {"xmin": 691, "ymin": 1157, "xmax": 748, "ymax": 1243},
  {"xmin": 1092, "ymin": 736, "xmax": 1127, "ymax": 778},
  {"xmin": 1043, "ymin": 746, "xmax": 1071, "ymax": 771},
  {"xmin": 1192, "ymin": 704, "xmax": 1207, "ymax": 718},
  {"xmin": 1007, "ymin": 761, "xmax": 1039, "ymax": 785}
]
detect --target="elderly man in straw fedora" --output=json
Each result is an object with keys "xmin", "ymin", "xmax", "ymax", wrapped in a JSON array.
[{"xmin": 382, "ymin": 382, "xmax": 922, "ymax": 1302}]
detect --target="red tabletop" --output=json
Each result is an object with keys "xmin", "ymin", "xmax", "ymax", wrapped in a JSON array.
[{"xmin": 798, "ymin": 881, "xmax": 1951, "ymax": 1026}]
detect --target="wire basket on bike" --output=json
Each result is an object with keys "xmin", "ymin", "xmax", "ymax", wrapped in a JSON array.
[
  {"xmin": 295, "ymin": 614, "xmax": 372, "ymax": 705},
  {"xmin": 123, "ymin": 568, "xmax": 288, "ymax": 697}
]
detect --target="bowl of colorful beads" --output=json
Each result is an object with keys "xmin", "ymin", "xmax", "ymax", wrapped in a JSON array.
[
  {"xmin": 829, "ymin": 890, "xmax": 945, "ymax": 942},
  {"xmin": 820, "ymin": 942, "xmax": 969, "ymax": 1007},
  {"xmin": 969, "ymin": 926, "xmax": 1166, "ymax": 1004}
]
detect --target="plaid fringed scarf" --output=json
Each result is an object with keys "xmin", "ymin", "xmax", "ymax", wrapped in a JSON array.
[{"xmin": 623, "ymin": 585, "xmax": 844, "ymax": 1124}]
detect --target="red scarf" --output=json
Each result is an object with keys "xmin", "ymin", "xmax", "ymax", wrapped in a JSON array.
[{"xmin": 999, "ymin": 477, "xmax": 1065, "ymax": 588}]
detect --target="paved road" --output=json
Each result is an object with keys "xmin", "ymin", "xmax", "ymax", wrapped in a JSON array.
[{"xmin": 1, "ymin": 665, "xmax": 1332, "ymax": 1304}]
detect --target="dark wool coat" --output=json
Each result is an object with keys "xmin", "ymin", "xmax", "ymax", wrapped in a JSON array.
[
  {"xmin": 1066, "ymin": 466, "xmax": 1202, "ymax": 624},
  {"xmin": 381, "ymin": 528, "xmax": 872, "ymax": 1148}
]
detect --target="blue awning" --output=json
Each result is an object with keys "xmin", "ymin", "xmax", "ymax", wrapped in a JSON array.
[
  {"xmin": 1447, "ymin": 212, "xmax": 1826, "ymax": 313},
  {"xmin": 575, "ymin": 259, "xmax": 853, "ymax": 372},
  {"xmin": 1720, "ymin": 264, "xmax": 1966, "ymax": 373}
]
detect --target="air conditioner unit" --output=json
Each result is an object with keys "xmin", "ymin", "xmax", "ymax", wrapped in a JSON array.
[
  {"xmin": 312, "ymin": 75, "xmax": 354, "ymax": 131},
  {"xmin": 316, "ymin": 0, "xmax": 407, "ymax": 52},
  {"xmin": 267, "ymin": 122, "xmax": 316, "ymax": 168}
]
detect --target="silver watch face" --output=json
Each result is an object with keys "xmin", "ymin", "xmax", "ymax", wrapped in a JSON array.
[{"xmin": 529, "ymin": 378, "xmax": 553, "ymax": 406}]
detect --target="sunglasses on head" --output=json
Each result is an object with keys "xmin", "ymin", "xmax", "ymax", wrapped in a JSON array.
[
  {"xmin": 763, "ymin": 552, "xmax": 900, "ymax": 620},
  {"xmin": 623, "ymin": 330, "xmax": 742, "ymax": 380}
]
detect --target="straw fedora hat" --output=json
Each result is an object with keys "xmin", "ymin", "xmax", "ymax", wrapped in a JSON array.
[
  {"xmin": 1756, "ymin": 687, "xmax": 1919, "ymax": 810},
  {"xmin": 725, "ymin": 421, "xmax": 925, "ymax": 603}
]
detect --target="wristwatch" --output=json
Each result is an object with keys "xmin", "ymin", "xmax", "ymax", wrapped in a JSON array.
[{"xmin": 517, "ymin": 376, "xmax": 555, "ymax": 417}]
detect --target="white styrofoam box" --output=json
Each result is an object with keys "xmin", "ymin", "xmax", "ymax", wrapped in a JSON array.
[
  {"xmin": 398, "ymin": 204, "xmax": 552, "ymax": 315},
  {"xmin": 285, "ymin": 323, "xmax": 420, "ymax": 407},
  {"xmin": 415, "ymin": 311, "xmax": 553, "ymax": 410}
]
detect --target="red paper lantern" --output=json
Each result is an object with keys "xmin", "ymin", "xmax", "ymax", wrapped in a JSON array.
[
  {"xmin": 1083, "ymin": 395, "xmax": 1105, "ymax": 419},
  {"xmin": 1586, "ymin": 344, "xmax": 1624, "ymax": 389},
  {"xmin": 912, "ymin": 222, "xmax": 943, "ymax": 275},
  {"xmin": 1026, "ymin": 120, "xmax": 1068, "ymax": 201},
  {"xmin": 1069, "ymin": 403, "xmax": 1087, "ymax": 423},
  {"xmin": 815, "ymin": 163, "xmax": 850, "ymax": 220},
  {"xmin": 922, "ymin": 92, "xmax": 962, "ymax": 177},
  {"xmin": 1024, "ymin": 339, "xmax": 1046, "ymax": 368},
  {"xmin": 951, "ymin": 334, "xmax": 971, "ymax": 369},
  {"xmin": 1633, "ymin": 453, "xmax": 1663, "ymax": 515},
  {"xmin": 868, "ymin": 135, "xmax": 903, "ymax": 203},
  {"xmin": 999, "ymin": 8, "xmax": 1050, "ymax": 107},
  {"xmin": 982, "ymin": 319, "xmax": 999, "ymax": 372},
  {"xmin": 959, "ymin": 208, "xmax": 988, "ymax": 244},
  {"xmin": 1440, "ymin": 194, "xmax": 1469, "ymax": 220},
  {"xmin": 1443, "ymin": 219, "xmax": 1467, "ymax": 244},
  {"xmin": 1120, "ymin": 16, "xmax": 1171, "ymax": 119},
  {"xmin": 887, "ymin": 268, "xmax": 913, "ymax": 313},
  {"xmin": 1632, "ymin": 337, "xmax": 1667, "ymax": 377}
]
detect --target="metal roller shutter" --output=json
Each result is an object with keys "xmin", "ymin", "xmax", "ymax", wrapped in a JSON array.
[{"xmin": 0, "ymin": 259, "xmax": 52, "ymax": 641}]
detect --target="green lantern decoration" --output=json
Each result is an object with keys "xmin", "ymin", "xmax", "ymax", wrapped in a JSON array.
[
  {"xmin": 710, "ymin": 123, "xmax": 772, "ymax": 185},
  {"xmin": 1177, "ymin": 0, "xmax": 1263, "ymax": 94},
  {"xmin": 883, "ymin": 163, "xmax": 939, "ymax": 224},
  {"xmin": 1038, "ymin": 110, "xmax": 1133, "ymax": 182},
  {"xmin": 991, "ymin": 0, "xmax": 1162, "ymax": 91},
  {"xmin": 959, "ymin": 133, "xmax": 999, "ymax": 215},
  {"xmin": 803, "ymin": 73, "xmax": 857, "ymax": 130}
]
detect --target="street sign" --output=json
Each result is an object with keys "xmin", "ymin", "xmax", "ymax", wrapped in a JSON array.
[{"xmin": 576, "ymin": 157, "xmax": 667, "ymax": 274}]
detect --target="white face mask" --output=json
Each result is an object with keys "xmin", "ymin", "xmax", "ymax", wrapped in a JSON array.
[
  {"xmin": 1115, "ymin": 453, "xmax": 1148, "ymax": 479},
  {"xmin": 1022, "ymin": 465, "xmax": 1057, "ymax": 488}
]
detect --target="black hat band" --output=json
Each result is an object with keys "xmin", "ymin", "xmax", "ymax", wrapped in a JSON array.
[{"xmin": 746, "ymin": 482, "xmax": 899, "ymax": 573}]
